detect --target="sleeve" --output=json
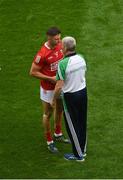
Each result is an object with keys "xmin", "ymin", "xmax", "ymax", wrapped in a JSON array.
[
  {"xmin": 56, "ymin": 62, "xmax": 65, "ymax": 81},
  {"xmin": 33, "ymin": 48, "xmax": 45, "ymax": 67},
  {"xmin": 56, "ymin": 71, "xmax": 60, "ymax": 80}
]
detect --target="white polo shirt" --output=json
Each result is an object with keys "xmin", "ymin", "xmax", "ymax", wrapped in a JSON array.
[{"xmin": 56, "ymin": 53, "xmax": 87, "ymax": 93}]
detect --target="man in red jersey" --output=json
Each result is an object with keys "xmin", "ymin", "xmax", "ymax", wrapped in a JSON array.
[{"xmin": 30, "ymin": 27, "xmax": 69, "ymax": 153}]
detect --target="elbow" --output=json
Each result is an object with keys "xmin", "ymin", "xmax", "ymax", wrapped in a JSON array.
[
  {"xmin": 29, "ymin": 69, "xmax": 34, "ymax": 77},
  {"xmin": 29, "ymin": 70, "xmax": 32, "ymax": 76}
]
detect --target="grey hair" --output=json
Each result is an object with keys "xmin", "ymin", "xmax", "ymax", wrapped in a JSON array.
[{"xmin": 62, "ymin": 36, "xmax": 76, "ymax": 51}]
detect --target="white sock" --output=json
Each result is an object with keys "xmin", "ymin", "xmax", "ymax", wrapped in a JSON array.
[
  {"xmin": 47, "ymin": 140, "xmax": 54, "ymax": 145},
  {"xmin": 54, "ymin": 133, "xmax": 63, "ymax": 137}
]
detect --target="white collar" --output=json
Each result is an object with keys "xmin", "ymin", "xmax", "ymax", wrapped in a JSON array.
[{"xmin": 44, "ymin": 42, "xmax": 51, "ymax": 49}]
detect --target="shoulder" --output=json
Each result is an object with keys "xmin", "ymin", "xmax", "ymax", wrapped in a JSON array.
[
  {"xmin": 76, "ymin": 54, "xmax": 86, "ymax": 63},
  {"xmin": 33, "ymin": 43, "xmax": 47, "ymax": 65},
  {"xmin": 37, "ymin": 42, "xmax": 51, "ymax": 58},
  {"xmin": 39, "ymin": 43, "xmax": 48, "ymax": 53},
  {"xmin": 59, "ymin": 57, "xmax": 69, "ymax": 65},
  {"xmin": 77, "ymin": 54, "xmax": 84, "ymax": 59},
  {"xmin": 58, "ymin": 57, "xmax": 70, "ymax": 71}
]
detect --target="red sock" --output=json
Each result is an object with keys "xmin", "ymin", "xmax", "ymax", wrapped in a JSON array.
[
  {"xmin": 54, "ymin": 125, "xmax": 62, "ymax": 135},
  {"xmin": 45, "ymin": 131, "xmax": 53, "ymax": 142}
]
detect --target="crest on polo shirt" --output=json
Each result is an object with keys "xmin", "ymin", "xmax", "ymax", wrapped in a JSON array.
[{"xmin": 35, "ymin": 55, "xmax": 41, "ymax": 63}]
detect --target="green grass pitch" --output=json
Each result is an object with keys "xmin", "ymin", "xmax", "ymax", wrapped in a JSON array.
[{"xmin": 0, "ymin": 0, "xmax": 123, "ymax": 178}]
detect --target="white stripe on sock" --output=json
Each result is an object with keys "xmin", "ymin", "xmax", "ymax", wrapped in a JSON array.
[
  {"xmin": 47, "ymin": 141, "xmax": 53, "ymax": 145},
  {"xmin": 54, "ymin": 133, "xmax": 63, "ymax": 137},
  {"xmin": 64, "ymin": 111, "xmax": 83, "ymax": 157}
]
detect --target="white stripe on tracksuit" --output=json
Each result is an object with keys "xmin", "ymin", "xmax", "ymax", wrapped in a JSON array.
[{"xmin": 64, "ymin": 110, "xmax": 83, "ymax": 157}]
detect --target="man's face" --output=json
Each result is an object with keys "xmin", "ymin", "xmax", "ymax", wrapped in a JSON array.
[{"xmin": 48, "ymin": 34, "xmax": 61, "ymax": 47}]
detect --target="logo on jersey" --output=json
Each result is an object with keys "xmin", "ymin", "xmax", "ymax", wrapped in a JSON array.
[
  {"xmin": 48, "ymin": 56, "xmax": 53, "ymax": 60},
  {"xmin": 54, "ymin": 51, "xmax": 58, "ymax": 57},
  {"xmin": 35, "ymin": 55, "xmax": 41, "ymax": 64},
  {"xmin": 60, "ymin": 49, "xmax": 63, "ymax": 53},
  {"xmin": 50, "ymin": 61, "xmax": 58, "ymax": 71}
]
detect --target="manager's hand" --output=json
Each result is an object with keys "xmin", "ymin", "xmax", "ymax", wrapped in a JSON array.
[{"xmin": 50, "ymin": 99, "xmax": 56, "ymax": 109}]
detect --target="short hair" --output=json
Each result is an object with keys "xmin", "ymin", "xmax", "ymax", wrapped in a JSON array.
[
  {"xmin": 46, "ymin": 27, "xmax": 61, "ymax": 36},
  {"xmin": 62, "ymin": 36, "xmax": 76, "ymax": 51}
]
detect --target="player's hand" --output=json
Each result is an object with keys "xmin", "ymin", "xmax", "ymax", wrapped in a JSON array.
[{"xmin": 50, "ymin": 76, "xmax": 56, "ymax": 84}]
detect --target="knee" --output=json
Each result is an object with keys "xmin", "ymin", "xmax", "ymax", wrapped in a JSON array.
[{"xmin": 43, "ymin": 111, "xmax": 52, "ymax": 120}]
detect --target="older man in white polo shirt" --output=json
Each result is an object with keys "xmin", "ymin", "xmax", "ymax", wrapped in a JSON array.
[{"xmin": 51, "ymin": 36, "xmax": 88, "ymax": 162}]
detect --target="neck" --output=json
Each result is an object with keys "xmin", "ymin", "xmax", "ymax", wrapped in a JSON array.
[
  {"xmin": 65, "ymin": 51, "xmax": 76, "ymax": 56},
  {"xmin": 47, "ymin": 41, "xmax": 56, "ymax": 49}
]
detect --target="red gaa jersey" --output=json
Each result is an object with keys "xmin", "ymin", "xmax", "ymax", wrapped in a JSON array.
[{"xmin": 33, "ymin": 42, "xmax": 63, "ymax": 90}]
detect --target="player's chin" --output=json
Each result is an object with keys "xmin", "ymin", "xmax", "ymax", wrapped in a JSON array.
[{"xmin": 55, "ymin": 41, "xmax": 59, "ymax": 45}]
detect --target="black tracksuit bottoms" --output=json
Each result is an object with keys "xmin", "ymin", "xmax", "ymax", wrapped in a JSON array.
[{"xmin": 63, "ymin": 87, "xmax": 87, "ymax": 158}]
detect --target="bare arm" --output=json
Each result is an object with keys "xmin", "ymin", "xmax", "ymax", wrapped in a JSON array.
[
  {"xmin": 29, "ymin": 62, "xmax": 56, "ymax": 84},
  {"xmin": 51, "ymin": 80, "xmax": 64, "ymax": 107}
]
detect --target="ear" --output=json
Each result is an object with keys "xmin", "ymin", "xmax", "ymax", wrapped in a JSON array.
[
  {"xmin": 63, "ymin": 46, "xmax": 67, "ymax": 53},
  {"xmin": 47, "ymin": 35, "xmax": 51, "ymax": 40}
]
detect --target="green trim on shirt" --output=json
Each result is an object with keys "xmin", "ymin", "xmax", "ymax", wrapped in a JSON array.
[{"xmin": 56, "ymin": 57, "xmax": 69, "ymax": 80}]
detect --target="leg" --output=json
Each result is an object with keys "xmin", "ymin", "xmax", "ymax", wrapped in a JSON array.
[
  {"xmin": 40, "ymin": 87, "xmax": 58, "ymax": 153},
  {"xmin": 41, "ymin": 100, "xmax": 58, "ymax": 153},
  {"xmin": 54, "ymin": 98, "xmax": 63, "ymax": 135},
  {"xmin": 42, "ymin": 100, "xmax": 53, "ymax": 143},
  {"xmin": 54, "ymin": 98, "xmax": 70, "ymax": 143},
  {"xmin": 77, "ymin": 88, "xmax": 87, "ymax": 154}
]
